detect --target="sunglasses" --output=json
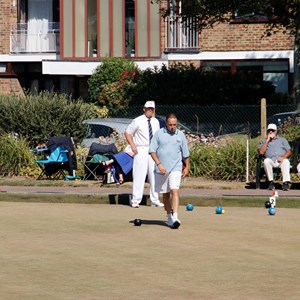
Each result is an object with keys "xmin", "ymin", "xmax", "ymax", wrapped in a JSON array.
[{"xmin": 268, "ymin": 129, "xmax": 276, "ymax": 132}]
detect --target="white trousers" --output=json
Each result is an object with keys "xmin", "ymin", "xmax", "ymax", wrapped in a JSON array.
[
  {"xmin": 263, "ymin": 158, "xmax": 291, "ymax": 182},
  {"xmin": 132, "ymin": 146, "xmax": 159, "ymax": 203}
]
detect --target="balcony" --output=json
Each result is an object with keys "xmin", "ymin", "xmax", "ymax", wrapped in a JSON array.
[
  {"xmin": 10, "ymin": 22, "xmax": 60, "ymax": 54},
  {"xmin": 164, "ymin": 16, "xmax": 200, "ymax": 53}
]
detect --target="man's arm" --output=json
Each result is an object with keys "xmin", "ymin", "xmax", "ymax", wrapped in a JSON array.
[
  {"xmin": 182, "ymin": 157, "xmax": 190, "ymax": 178},
  {"xmin": 124, "ymin": 131, "xmax": 138, "ymax": 155},
  {"xmin": 278, "ymin": 149, "xmax": 292, "ymax": 162},
  {"xmin": 150, "ymin": 152, "xmax": 167, "ymax": 174},
  {"xmin": 258, "ymin": 133, "xmax": 274, "ymax": 155}
]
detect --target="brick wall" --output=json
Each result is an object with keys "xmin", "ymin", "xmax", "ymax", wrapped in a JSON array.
[
  {"xmin": 199, "ymin": 22, "xmax": 294, "ymax": 52},
  {"xmin": 0, "ymin": 78, "xmax": 23, "ymax": 96},
  {"xmin": 0, "ymin": 0, "xmax": 17, "ymax": 54},
  {"xmin": 0, "ymin": 1, "xmax": 23, "ymax": 96}
]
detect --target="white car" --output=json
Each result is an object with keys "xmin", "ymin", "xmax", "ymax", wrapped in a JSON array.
[
  {"xmin": 81, "ymin": 117, "xmax": 192, "ymax": 147},
  {"xmin": 82, "ymin": 118, "xmax": 133, "ymax": 147}
]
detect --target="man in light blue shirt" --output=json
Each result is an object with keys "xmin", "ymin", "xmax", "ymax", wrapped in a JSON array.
[
  {"xmin": 149, "ymin": 113, "xmax": 190, "ymax": 229},
  {"xmin": 258, "ymin": 123, "xmax": 291, "ymax": 191}
]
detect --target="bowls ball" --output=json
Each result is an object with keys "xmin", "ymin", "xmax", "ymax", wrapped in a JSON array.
[
  {"xmin": 216, "ymin": 206, "xmax": 223, "ymax": 214},
  {"xmin": 134, "ymin": 219, "xmax": 142, "ymax": 226},
  {"xmin": 268, "ymin": 208, "xmax": 276, "ymax": 215},
  {"xmin": 265, "ymin": 200, "xmax": 271, "ymax": 209},
  {"xmin": 186, "ymin": 204, "xmax": 194, "ymax": 211}
]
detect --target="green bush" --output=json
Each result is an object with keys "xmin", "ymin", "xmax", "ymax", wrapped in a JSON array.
[
  {"xmin": 0, "ymin": 134, "xmax": 38, "ymax": 176},
  {"xmin": 0, "ymin": 92, "xmax": 97, "ymax": 147},
  {"xmin": 277, "ymin": 118, "xmax": 300, "ymax": 141},
  {"xmin": 189, "ymin": 136, "xmax": 258, "ymax": 181},
  {"xmin": 128, "ymin": 64, "xmax": 291, "ymax": 106},
  {"xmin": 88, "ymin": 58, "xmax": 137, "ymax": 104}
]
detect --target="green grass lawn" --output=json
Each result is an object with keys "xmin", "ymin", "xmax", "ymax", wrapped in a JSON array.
[{"xmin": 0, "ymin": 202, "xmax": 299, "ymax": 299}]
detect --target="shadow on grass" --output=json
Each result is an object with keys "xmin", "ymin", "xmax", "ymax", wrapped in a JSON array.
[
  {"xmin": 109, "ymin": 193, "xmax": 148, "ymax": 206},
  {"xmin": 246, "ymin": 181, "xmax": 300, "ymax": 190},
  {"xmin": 129, "ymin": 219, "xmax": 168, "ymax": 227},
  {"xmin": 1, "ymin": 192, "xmax": 300, "ymax": 208}
]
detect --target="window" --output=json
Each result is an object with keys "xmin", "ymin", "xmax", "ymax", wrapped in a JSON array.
[
  {"xmin": 88, "ymin": 0, "xmax": 97, "ymax": 57},
  {"xmin": 61, "ymin": 0, "xmax": 160, "ymax": 59},
  {"xmin": 203, "ymin": 60, "xmax": 290, "ymax": 93},
  {"xmin": 125, "ymin": 0, "xmax": 135, "ymax": 57}
]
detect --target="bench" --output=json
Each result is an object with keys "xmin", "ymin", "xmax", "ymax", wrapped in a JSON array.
[{"xmin": 256, "ymin": 140, "xmax": 300, "ymax": 189}]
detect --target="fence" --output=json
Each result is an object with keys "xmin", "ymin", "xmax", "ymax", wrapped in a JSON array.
[{"xmin": 110, "ymin": 104, "xmax": 299, "ymax": 137}]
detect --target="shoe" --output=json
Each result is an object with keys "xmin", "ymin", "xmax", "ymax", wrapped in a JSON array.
[
  {"xmin": 151, "ymin": 200, "xmax": 164, "ymax": 207},
  {"xmin": 172, "ymin": 217, "xmax": 181, "ymax": 229},
  {"xmin": 268, "ymin": 181, "xmax": 275, "ymax": 190},
  {"xmin": 167, "ymin": 214, "xmax": 181, "ymax": 229},
  {"xmin": 282, "ymin": 181, "xmax": 289, "ymax": 191},
  {"xmin": 167, "ymin": 215, "xmax": 173, "ymax": 227},
  {"xmin": 131, "ymin": 201, "xmax": 140, "ymax": 208}
]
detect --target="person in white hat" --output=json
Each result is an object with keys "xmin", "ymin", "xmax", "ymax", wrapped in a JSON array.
[
  {"xmin": 258, "ymin": 123, "xmax": 292, "ymax": 191},
  {"xmin": 124, "ymin": 101, "xmax": 164, "ymax": 208}
]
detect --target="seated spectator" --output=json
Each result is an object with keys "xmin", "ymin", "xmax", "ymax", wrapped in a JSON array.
[
  {"xmin": 258, "ymin": 123, "xmax": 292, "ymax": 191},
  {"xmin": 102, "ymin": 145, "xmax": 134, "ymax": 184}
]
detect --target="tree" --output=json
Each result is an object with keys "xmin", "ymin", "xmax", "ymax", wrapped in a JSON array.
[
  {"xmin": 157, "ymin": 0, "xmax": 300, "ymax": 103},
  {"xmin": 87, "ymin": 58, "xmax": 137, "ymax": 103}
]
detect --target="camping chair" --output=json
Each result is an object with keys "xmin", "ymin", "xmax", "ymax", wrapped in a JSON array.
[
  {"xmin": 47, "ymin": 136, "xmax": 78, "ymax": 178},
  {"xmin": 82, "ymin": 142, "xmax": 118, "ymax": 182},
  {"xmin": 33, "ymin": 146, "xmax": 69, "ymax": 180},
  {"xmin": 32, "ymin": 136, "xmax": 78, "ymax": 180}
]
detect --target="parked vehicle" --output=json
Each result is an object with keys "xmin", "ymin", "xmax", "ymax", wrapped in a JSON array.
[
  {"xmin": 82, "ymin": 118, "xmax": 132, "ymax": 147},
  {"xmin": 248, "ymin": 111, "xmax": 300, "ymax": 137},
  {"xmin": 82, "ymin": 117, "xmax": 194, "ymax": 147}
]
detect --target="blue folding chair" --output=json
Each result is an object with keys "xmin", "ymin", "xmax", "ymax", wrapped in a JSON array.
[{"xmin": 33, "ymin": 146, "xmax": 69, "ymax": 180}]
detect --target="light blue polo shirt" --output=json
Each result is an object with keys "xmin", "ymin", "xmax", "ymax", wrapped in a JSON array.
[
  {"xmin": 258, "ymin": 136, "xmax": 291, "ymax": 162},
  {"xmin": 149, "ymin": 127, "xmax": 190, "ymax": 173}
]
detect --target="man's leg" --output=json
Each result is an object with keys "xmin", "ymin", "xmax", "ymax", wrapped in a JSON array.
[
  {"xmin": 164, "ymin": 192, "xmax": 179, "ymax": 229},
  {"xmin": 163, "ymin": 192, "xmax": 171, "ymax": 214},
  {"xmin": 147, "ymin": 156, "xmax": 163, "ymax": 207},
  {"xmin": 131, "ymin": 151, "xmax": 148, "ymax": 207},
  {"xmin": 263, "ymin": 158, "xmax": 276, "ymax": 181},
  {"xmin": 168, "ymin": 171, "xmax": 182, "ymax": 229},
  {"xmin": 280, "ymin": 158, "xmax": 291, "ymax": 183},
  {"xmin": 170, "ymin": 189, "xmax": 179, "ymax": 215}
]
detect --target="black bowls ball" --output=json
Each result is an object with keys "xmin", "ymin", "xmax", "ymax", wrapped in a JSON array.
[{"xmin": 134, "ymin": 219, "xmax": 142, "ymax": 226}]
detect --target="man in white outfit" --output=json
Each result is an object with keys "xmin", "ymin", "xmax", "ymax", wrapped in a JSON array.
[{"xmin": 125, "ymin": 101, "xmax": 164, "ymax": 208}]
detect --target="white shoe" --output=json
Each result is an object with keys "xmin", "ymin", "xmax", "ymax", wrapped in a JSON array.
[
  {"xmin": 151, "ymin": 200, "xmax": 164, "ymax": 207},
  {"xmin": 167, "ymin": 214, "xmax": 181, "ymax": 229},
  {"xmin": 131, "ymin": 201, "xmax": 140, "ymax": 208},
  {"xmin": 167, "ymin": 215, "xmax": 173, "ymax": 227},
  {"xmin": 172, "ymin": 217, "xmax": 181, "ymax": 229}
]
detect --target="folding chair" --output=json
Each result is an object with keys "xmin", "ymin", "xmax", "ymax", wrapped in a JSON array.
[
  {"xmin": 31, "ymin": 136, "xmax": 77, "ymax": 180},
  {"xmin": 47, "ymin": 137, "xmax": 77, "ymax": 177},
  {"xmin": 34, "ymin": 146, "xmax": 69, "ymax": 180},
  {"xmin": 82, "ymin": 143, "xmax": 118, "ymax": 182}
]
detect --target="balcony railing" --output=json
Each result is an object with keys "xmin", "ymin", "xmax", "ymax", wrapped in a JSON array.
[
  {"xmin": 164, "ymin": 16, "xmax": 200, "ymax": 52},
  {"xmin": 10, "ymin": 22, "xmax": 60, "ymax": 54}
]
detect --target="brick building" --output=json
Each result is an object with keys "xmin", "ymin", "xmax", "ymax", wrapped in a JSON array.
[{"xmin": 0, "ymin": 0, "xmax": 295, "ymax": 99}]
